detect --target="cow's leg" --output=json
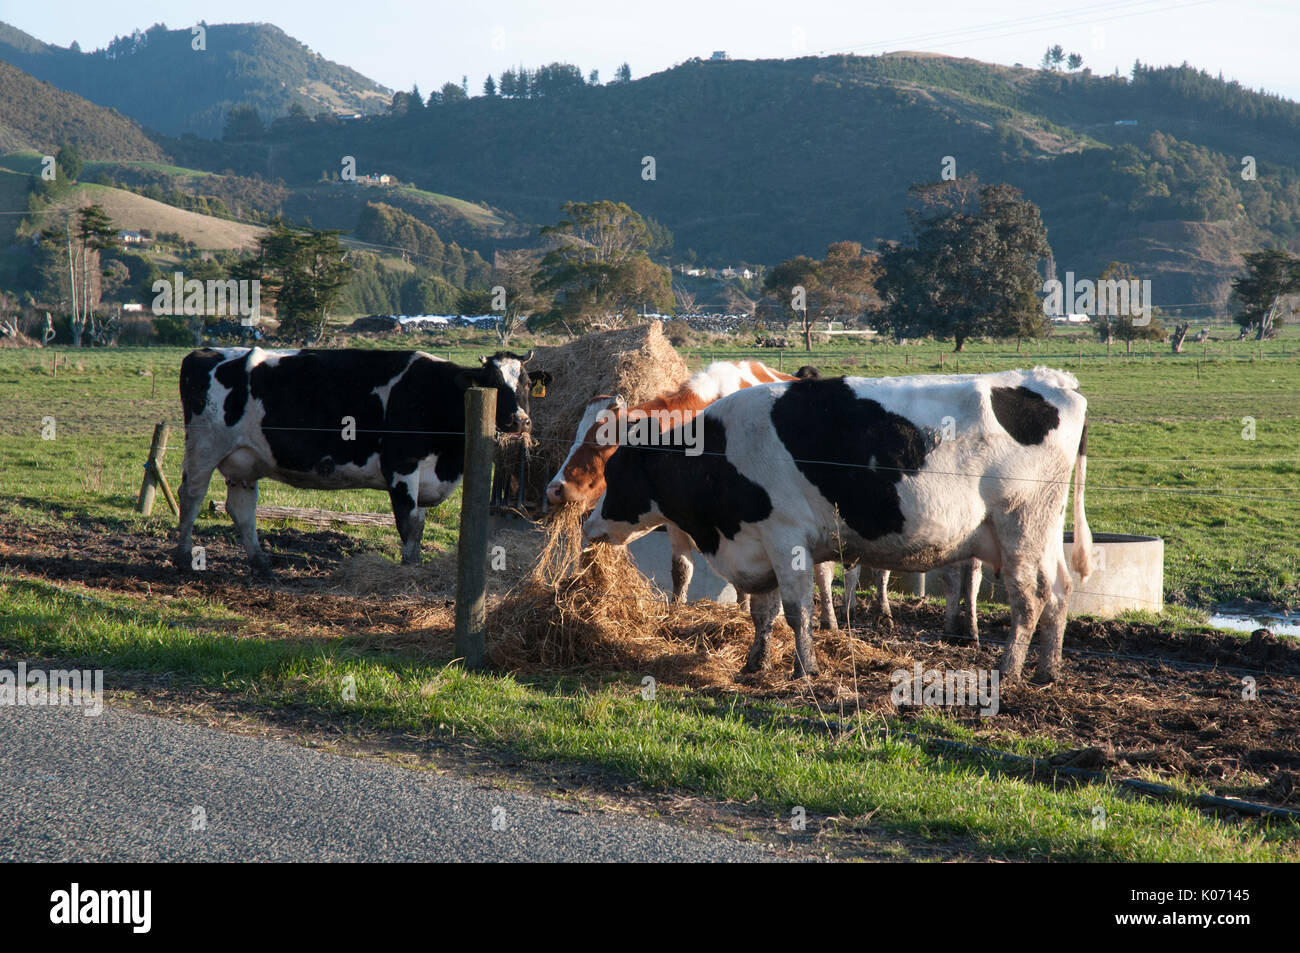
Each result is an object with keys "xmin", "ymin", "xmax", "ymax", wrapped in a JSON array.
[
  {"xmin": 943, "ymin": 563, "xmax": 963, "ymax": 635},
  {"xmin": 386, "ymin": 469, "xmax": 426, "ymax": 565},
  {"xmin": 225, "ymin": 480, "xmax": 269, "ymax": 573},
  {"xmin": 995, "ymin": 523, "xmax": 1050, "ymax": 680},
  {"xmin": 174, "ymin": 453, "xmax": 216, "ymax": 571},
  {"xmin": 840, "ymin": 564, "xmax": 861, "ymax": 629},
  {"xmin": 741, "ymin": 589, "xmax": 781, "ymax": 674},
  {"xmin": 962, "ymin": 558, "xmax": 983, "ymax": 646},
  {"xmin": 814, "ymin": 561, "xmax": 838, "ymax": 632},
  {"xmin": 1033, "ymin": 553, "xmax": 1072, "ymax": 684},
  {"xmin": 867, "ymin": 569, "xmax": 894, "ymax": 630},
  {"xmin": 773, "ymin": 559, "xmax": 818, "ymax": 679},
  {"xmin": 667, "ymin": 524, "xmax": 694, "ymax": 605}
]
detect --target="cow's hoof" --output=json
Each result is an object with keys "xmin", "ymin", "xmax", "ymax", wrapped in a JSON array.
[
  {"xmin": 1032, "ymin": 667, "xmax": 1059, "ymax": 685},
  {"xmin": 249, "ymin": 554, "xmax": 273, "ymax": 576},
  {"xmin": 740, "ymin": 653, "xmax": 769, "ymax": 675},
  {"xmin": 817, "ymin": 616, "xmax": 839, "ymax": 633},
  {"xmin": 790, "ymin": 666, "xmax": 819, "ymax": 680},
  {"xmin": 172, "ymin": 549, "xmax": 192, "ymax": 572}
]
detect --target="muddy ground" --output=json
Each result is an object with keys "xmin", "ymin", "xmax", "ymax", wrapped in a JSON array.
[{"xmin": 2, "ymin": 513, "xmax": 1297, "ymax": 811}]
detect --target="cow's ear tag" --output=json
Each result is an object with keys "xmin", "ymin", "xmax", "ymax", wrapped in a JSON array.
[{"xmin": 530, "ymin": 379, "xmax": 547, "ymax": 398}]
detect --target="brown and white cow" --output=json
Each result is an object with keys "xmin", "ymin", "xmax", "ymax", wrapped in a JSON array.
[
  {"xmin": 584, "ymin": 368, "xmax": 1092, "ymax": 682},
  {"xmin": 546, "ymin": 360, "xmax": 840, "ymax": 626}
]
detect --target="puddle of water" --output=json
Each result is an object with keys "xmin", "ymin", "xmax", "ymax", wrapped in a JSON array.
[{"xmin": 1207, "ymin": 611, "xmax": 1300, "ymax": 638}]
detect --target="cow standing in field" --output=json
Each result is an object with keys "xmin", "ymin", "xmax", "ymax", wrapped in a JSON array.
[
  {"xmin": 584, "ymin": 368, "xmax": 1092, "ymax": 683},
  {"xmin": 545, "ymin": 360, "xmax": 841, "ymax": 629},
  {"xmin": 174, "ymin": 347, "xmax": 549, "ymax": 572}
]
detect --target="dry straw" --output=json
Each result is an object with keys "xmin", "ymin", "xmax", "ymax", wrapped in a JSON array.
[{"xmin": 486, "ymin": 506, "xmax": 904, "ymax": 705}]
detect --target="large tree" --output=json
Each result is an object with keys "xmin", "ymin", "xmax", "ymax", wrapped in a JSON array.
[
  {"xmin": 489, "ymin": 248, "xmax": 547, "ymax": 346},
  {"xmin": 763, "ymin": 242, "xmax": 879, "ymax": 350},
  {"xmin": 1230, "ymin": 248, "xmax": 1300, "ymax": 340},
  {"xmin": 1091, "ymin": 260, "xmax": 1166, "ymax": 352},
  {"xmin": 247, "ymin": 222, "xmax": 352, "ymax": 343},
  {"xmin": 533, "ymin": 201, "xmax": 672, "ymax": 330},
  {"xmin": 873, "ymin": 179, "xmax": 1051, "ymax": 351}
]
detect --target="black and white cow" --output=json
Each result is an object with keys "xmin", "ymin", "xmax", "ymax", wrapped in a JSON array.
[
  {"xmin": 174, "ymin": 347, "xmax": 550, "ymax": 572},
  {"xmin": 583, "ymin": 368, "xmax": 1092, "ymax": 683}
]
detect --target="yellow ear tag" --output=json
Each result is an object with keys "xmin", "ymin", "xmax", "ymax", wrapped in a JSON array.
[{"xmin": 530, "ymin": 379, "xmax": 547, "ymax": 398}]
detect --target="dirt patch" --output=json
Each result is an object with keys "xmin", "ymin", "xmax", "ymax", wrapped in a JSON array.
[{"xmin": 2, "ymin": 511, "xmax": 1298, "ymax": 810}]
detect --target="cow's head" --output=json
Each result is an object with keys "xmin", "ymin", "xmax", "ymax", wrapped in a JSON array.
[
  {"xmin": 581, "ymin": 443, "xmax": 662, "ymax": 546},
  {"xmin": 459, "ymin": 350, "xmax": 551, "ymax": 434},
  {"xmin": 546, "ymin": 394, "xmax": 625, "ymax": 508}
]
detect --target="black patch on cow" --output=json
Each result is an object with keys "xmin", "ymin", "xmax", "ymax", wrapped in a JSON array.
[
  {"xmin": 178, "ymin": 348, "xmax": 224, "ymax": 425},
  {"xmin": 601, "ymin": 417, "xmax": 773, "ymax": 555},
  {"xmin": 990, "ymin": 385, "xmax": 1060, "ymax": 446},
  {"xmin": 387, "ymin": 474, "xmax": 417, "ymax": 530},
  {"xmin": 230, "ymin": 350, "xmax": 533, "ymax": 494},
  {"xmin": 1078, "ymin": 418, "xmax": 1088, "ymax": 456},
  {"xmin": 770, "ymin": 378, "xmax": 929, "ymax": 541},
  {"xmin": 214, "ymin": 355, "xmax": 250, "ymax": 427}
]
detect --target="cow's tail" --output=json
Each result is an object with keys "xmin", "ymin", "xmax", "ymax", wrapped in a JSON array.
[{"xmin": 1071, "ymin": 416, "xmax": 1093, "ymax": 582}]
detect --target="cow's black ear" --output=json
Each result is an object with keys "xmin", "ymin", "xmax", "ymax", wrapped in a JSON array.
[
  {"xmin": 532, "ymin": 370, "xmax": 553, "ymax": 386},
  {"xmin": 454, "ymin": 370, "xmax": 475, "ymax": 392}
]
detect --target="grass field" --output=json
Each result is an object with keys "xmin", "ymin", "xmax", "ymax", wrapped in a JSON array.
[
  {"xmin": 1, "ymin": 332, "xmax": 1298, "ymax": 860},
  {"xmin": 3, "ymin": 331, "xmax": 1296, "ymax": 607}
]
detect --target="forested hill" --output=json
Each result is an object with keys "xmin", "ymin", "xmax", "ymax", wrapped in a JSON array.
[
  {"xmin": 159, "ymin": 53, "xmax": 1300, "ymax": 309},
  {"xmin": 0, "ymin": 21, "xmax": 392, "ymax": 138},
  {"xmin": 0, "ymin": 60, "xmax": 164, "ymax": 160}
]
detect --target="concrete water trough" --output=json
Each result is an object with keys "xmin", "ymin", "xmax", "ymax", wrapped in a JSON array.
[
  {"xmin": 889, "ymin": 532, "xmax": 1164, "ymax": 619},
  {"xmin": 628, "ymin": 528, "xmax": 1165, "ymax": 621}
]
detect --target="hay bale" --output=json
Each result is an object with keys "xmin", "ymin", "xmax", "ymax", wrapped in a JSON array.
[{"xmin": 505, "ymin": 322, "xmax": 688, "ymax": 506}]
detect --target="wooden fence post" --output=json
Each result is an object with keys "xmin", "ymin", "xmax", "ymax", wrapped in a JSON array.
[
  {"xmin": 455, "ymin": 387, "xmax": 496, "ymax": 670},
  {"xmin": 136, "ymin": 422, "xmax": 178, "ymax": 516}
]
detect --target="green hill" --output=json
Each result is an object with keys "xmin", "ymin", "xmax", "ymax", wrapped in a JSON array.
[
  {"xmin": 168, "ymin": 53, "xmax": 1300, "ymax": 311},
  {"xmin": 0, "ymin": 21, "xmax": 392, "ymax": 138},
  {"xmin": 0, "ymin": 61, "xmax": 164, "ymax": 160}
]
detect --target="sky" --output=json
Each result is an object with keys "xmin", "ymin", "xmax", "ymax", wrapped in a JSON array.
[{"xmin": 6, "ymin": 0, "xmax": 1300, "ymax": 102}]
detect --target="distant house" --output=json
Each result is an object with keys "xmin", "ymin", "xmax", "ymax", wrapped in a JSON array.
[
  {"xmin": 122, "ymin": 302, "xmax": 145, "ymax": 313},
  {"xmin": 336, "ymin": 112, "xmax": 363, "ymax": 121},
  {"xmin": 684, "ymin": 267, "xmax": 706, "ymax": 277},
  {"xmin": 355, "ymin": 173, "xmax": 393, "ymax": 186},
  {"xmin": 710, "ymin": 51, "xmax": 729, "ymax": 61},
  {"xmin": 119, "ymin": 230, "xmax": 149, "ymax": 246}
]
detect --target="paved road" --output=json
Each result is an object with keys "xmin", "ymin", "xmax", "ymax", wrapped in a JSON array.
[{"xmin": 0, "ymin": 703, "xmax": 775, "ymax": 862}]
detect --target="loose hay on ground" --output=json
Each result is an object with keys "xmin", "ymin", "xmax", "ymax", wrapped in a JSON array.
[{"xmin": 485, "ymin": 506, "xmax": 902, "ymax": 702}]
